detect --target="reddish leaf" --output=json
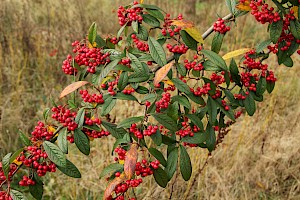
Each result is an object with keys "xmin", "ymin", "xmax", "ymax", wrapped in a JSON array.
[
  {"xmin": 103, "ymin": 173, "xmax": 126, "ymax": 200},
  {"xmin": 59, "ymin": 81, "xmax": 89, "ymax": 99},
  {"xmin": 236, "ymin": 1, "xmax": 251, "ymax": 11},
  {"xmin": 171, "ymin": 20, "xmax": 194, "ymax": 29},
  {"xmin": 124, "ymin": 143, "xmax": 138, "ymax": 179},
  {"xmin": 153, "ymin": 62, "xmax": 173, "ymax": 86}
]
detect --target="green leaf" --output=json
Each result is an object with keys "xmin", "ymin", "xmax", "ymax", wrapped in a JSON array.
[
  {"xmin": 244, "ymin": 93, "xmax": 256, "ymax": 116},
  {"xmin": 88, "ymin": 22, "xmax": 97, "ymax": 44},
  {"xmin": 171, "ymin": 95, "xmax": 191, "ymax": 110},
  {"xmin": 74, "ymin": 129, "xmax": 90, "ymax": 156},
  {"xmin": 175, "ymin": 63, "xmax": 187, "ymax": 76},
  {"xmin": 9, "ymin": 148, "xmax": 24, "ymax": 163},
  {"xmin": 270, "ymin": 20, "xmax": 283, "ymax": 43},
  {"xmin": 180, "ymin": 30, "xmax": 198, "ymax": 51},
  {"xmin": 117, "ymin": 116, "xmax": 144, "ymax": 128},
  {"xmin": 43, "ymin": 108, "xmax": 50, "ymax": 122},
  {"xmin": 215, "ymin": 98, "xmax": 236, "ymax": 121},
  {"xmin": 58, "ymin": 128, "xmax": 68, "ymax": 154},
  {"xmin": 153, "ymin": 167, "xmax": 169, "ymax": 188},
  {"xmin": 172, "ymin": 78, "xmax": 191, "ymax": 94},
  {"xmin": 18, "ymin": 130, "xmax": 31, "ymax": 146},
  {"xmin": 75, "ymin": 108, "xmax": 85, "ymax": 128},
  {"xmin": 266, "ymin": 81, "xmax": 275, "ymax": 93},
  {"xmin": 132, "ymin": 21, "xmax": 139, "ymax": 33},
  {"xmin": 136, "ymin": 25, "xmax": 148, "ymax": 41},
  {"xmin": 142, "ymin": 14, "xmax": 160, "ymax": 27},
  {"xmin": 128, "ymin": 72, "xmax": 150, "ymax": 83},
  {"xmin": 2, "ymin": 153, "xmax": 12, "ymax": 179},
  {"xmin": 29, "ymin": 181, "xmax": 43, "ymax": 200},
  {"xmin": 203, "ymin": 60, "xmax": 221, "ymax": 71},
  {"xmin": 211, "ymin": 32, "xmax": 224, "ymax": 53},
  {"xmin": 202, "ymin": 49, "xmax": 228, "ymax": 71},
  {"xmin": 166, "ymin": 103, "xmax": 179, "ymax": 122},
  {"xmin": 181, "ymin": 131, "xmax": 208, "ymax": 144},
  {"xmin": 165, "ymin": 147, "xmax": 178, "ymax": 180},
  {"xmin": 148, "ymin": 37, "xmax": 167, "ymax": 66},
  {"xmin": 99, "ymin": 163, "xmax": 124, "ymax": 178},
  {"xmin": 117, "ymin": 72, "xmax": 129, "ymax": 91},
  {"xmin": 207, "ymin": 96, "xmax": 218, "ymax": 124},
  {"xmin": 256, "ymin": 77, "xmax": 267, "ymax": 96},
  {"xmin": 98, "ymin": 59, "xmax": 121, "ymax": 85},
  {"xmin": 226, "ymin": 0, "xmax": 236, "ymax": 14},
  {"xmin": 185, "ymin": 114, "xmax": 204, "ymax": 130},
  {"xmin": 133, "ymin": 4, "xmax": 161, "ymax": 10},
  {"xmin": 101, "ymin": 96, "xmax": 116, "ymax": 116},
  {"xmin": 57, "ymin": 159, "xmax": 81, "ymax": 178},
  {"xmin": 101, "ymin": 121, "xmax": 126, "ymax": 139},
  {"xmin": 10, "ymin": 190, "xmax": 28, "ymax": 200},
  {"xmin": 179, "ymin": 145, "xmax": 192, "ymax": 181},
  {"xmin": 186, "ymin": 93, "xmax": 205, "ymax": 105},
  {"xmin": 148, "ymin": 148, "xmax": 167, "ymax": 167},
  {"xmin": 115, "ymin": 64, "xmax": 133, "ymax": 72},
  {"xmin": 256, "ymin": 39, "xmax": 272, "ymax": 53},
  {"xmin": 128, "ymin": 53, "xmax": 145, "ymax": 72},
  {"xmin": 162, "ymin": 135, "xmax": 177, "ymax": 145},
  {"xmin": 136, "ymin": 86, "xmax": 149, "ymax": 94},
  {"xmin": 229, "ymin": 58, "xmax": 241, "ymax": 85},
  {"xmin": 114, "ymin": 93, "xmax": 138, "ymax": 101},
  {"xmin": 146, "ymin": 8, "xmax": 164, "ymax": 20},
  {"xmin": 206, "ymin": 123, "xmax": 216, "ymax": 152},
  {"xmin": 95, "ymin": 35, "xmax": 106, "ymax": 48},
  {"xmin": 43, "ymin": 141, "xmax": 66, "ymax": 167},
  {"xmin": 141, "ymin": 93, "xmax": 156, "ymax": 103},
  {"xmin": 151, "ymin": 113, "xmax": 178, "ymax": 132},
  {"xmin": 117, "ymin": 23, "xmax": 127, "ymax": 39},
  {"xmin": 283, "ymin": 56, "xmax": 293, "ymax": 67},
  {"xmin": 290, "ymin": 20, "xmax": 300, "ymax": 39},
  {"xmin": 150, "ymin": 130, "xmax": 162, "ymax": 146}
]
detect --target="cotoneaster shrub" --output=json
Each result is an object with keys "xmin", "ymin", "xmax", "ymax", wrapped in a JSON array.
[{"xmin": 1, "ymin": 0, "xmax": 300, "ymax": 199}]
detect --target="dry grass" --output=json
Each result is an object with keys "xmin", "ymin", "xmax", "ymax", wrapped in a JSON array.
[{"xmin": 0, "ymin": 0, "xmax": 299, "ymax": 199}]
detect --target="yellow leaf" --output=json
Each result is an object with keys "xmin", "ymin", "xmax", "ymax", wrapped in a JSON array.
[
  {"xmin": 154, "ymin": 62, "xmax": 173, "ymax": 86},
  {"xmin": 184, "ymin": 27, "xmax": 204, "ymax": 44},
  {"xmin": 222, "ymin": 48, "xmax": 251, "ymax": 60},
  {"xmin": 292, "ymin": 6, "xmax": 298, "ymax": 19},
  {"xmin": 47, "ymin": 126, "xmax": 56, "ymax": 133},
  {"xmin": 171, "ymin": 20, "xmax": 194, "ymax": 29},
  {"xmin": 13, "ymin": 159, "xmax": 22, "ymax": 166},
  {"xmin": 124, "ymin": 143, "xmax": 138, "ymax": 179},
  {"xmin": 162, "ymin": 80, "xmax": 174, "ymax": 86},
  {"xmin": 101, "ymin": 76, "xmax": 114, "ymax": 85},
  {"xmin": 88, "ymin": 136, "xmax": 94, "ymax": 141},
  {"xmin": 88, "ymin": 41, "xmax": 97, "ymax": 48},
  {"xmin": 119, "ymin": 159, "xmax": 125, "ymax": 165},
  {"xmin": 60, "ymin": 81, "xmax": 89, "ymax": 99},
  {"xmin": 236, "ymin": 1, "xmax": 252, "ymax": 11},
  {"xmin": 140, "ymin": 0, "xmax": 144, "ymax": 3}
]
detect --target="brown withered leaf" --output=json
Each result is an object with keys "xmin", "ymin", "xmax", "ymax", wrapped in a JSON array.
[
  {"xmin": 124, "ymin": 143, "xmax": 139, "ymax": 179},
  {"xmin": 171, "ymin": 20, "xmax": 194, "ymax": 29},
  {"xmin": 59, "ymin": 81, "xmax": 89, "ymax": 99},
  {"xmin": 103, "ymin": 173, "xmax": 126, "ymax": 200},
  {"xmin": 153, "ymin": 62, "xmax": 173, "ymax": 86},
  {"xmin": 236, "ymin": 1, "xmax": 252, "ymax": 11}
]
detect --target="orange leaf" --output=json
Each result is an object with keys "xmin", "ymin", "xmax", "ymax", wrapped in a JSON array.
[
  {"xmin": 103, "ymin": 173, "xmax": 126, "ymax": 200},
  {"xmin": 124, "ymin": 143, "xmax": 138, "ymax": 179},
  {"xmin": 153, "ymin": 62, "xmax": 173, "ymax": 86},
  {"xmin": 59, "ymin": 81, "xmax": 89, "ymax": 99},
  {"xmin": 171, "ymin": 20, "xmax": 194, "ymax": 29},
  {"xmin": 236, "ymin": 1, "xmax": 252, "ymax": 11},
  {"xmin": 292, "ymin": 6, "xmax": 298, "ymax": 19}
]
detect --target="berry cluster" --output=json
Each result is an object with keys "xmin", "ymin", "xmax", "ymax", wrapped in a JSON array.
[
  {"xmin": 177, "ymin": 121, "xmax": 200, "ymax": 137},
  {"xmin": 240, "ymin": 72, "xmax": 258, "ymax": 90},
  {"xmin": 67, "ymin": 135, "xmax": 74, "ymax": 143},
  {"xmin": 221, "ymin": 100, "xmax": 230, "ymax": 111},
  {"xmin": 117, "ymin": 1, "xmax": 143, "ymax": 26},
  {"xmin": 83, "ymin": 128, "xmax": 110, "ymax": 139},
  {"xmin": 166, "ymin": 44, "xmax": 188, "ymax": 54},
  {"xmin": 190, "ymin": 83, "xmax": 211, "ymax": 97},
  {"xmin": 80, "ymin": 90, "xmax": 105, "ymax": 104},
  {"xmin": 129, "ymin": 123, "xmax": 143, "ymax": 139},
  {"xmin": 84, "ymin": 117, "xmax": 101, "ymax": 126},
  {"xmin": 0, "ymin": 191, "xmax": 12, "ymax": 200},
  {"xmin": 101, "ymin": 78, "xmax": 119, "ymax": 96},
  {"xmin": 243, "ymin": 50, "xmax": 268, "ymax": 71},
  {"xmin": 266, "ymin": 71, "xmax": 276, "ymax": 82},
  {"xmin": 142, "ymin": 125, "xmax": 158, "ymax": 136},
  {"xmin": 163, "ymin": 84, "xmax": 176, "ymax": 92},
  {"xmin": 31, "ymin": 121, "xmax": 54, "ymax": 141},
  {"xmin": 131, "ymin": 34, "xmax": 149, "ymax": 52},
  {"xmin": 184, "ymin": 59, "xmax": 204, "ymax": 71},
  {"xmin": 145, "ymin": 101, "xmax": 151, "ymax": 107},
  {"xmin": 122, "ymin": 88, "xmax": 135, "ymax": 95},
  {"xmin": 161, "ymin": 13, "xmax": 183, "ymax": 37},
  {"xmin": 110, "ymin": 37, "xmax": 122, "ymax": 45},
  {"xmin": 19, "ymin": 175, "xmax": 35, "ymax": 186},
  {"xmin": 51, "ymin": 106, "xmax": 78, "ymax": 131},
  {"xmin": 155, "ymin": 92, "xmax": 171, "ymax": 112},
  {"xmin": 0, "ymin": 163, "xmax": 17, "ymax": 186},
  {"xmin": 120, "ymin": 58, "xmax": 131, "ymax": 67},
  {"xmin": 234, "ymin": 93, "xmax": 246, "ymax": 100},
  {"xmin": 211, "ymin": 73, "xmax": 225, "ymax": 85},
  {"xmin": 211, "ymin": 89, "xmax": 222, "ymax": 99},
  {"xmin": 71, "ymin": 40, "xmax": 110, "ymax": 74},
  {"xmin": 213, "ymin": 18, "xmax": 230, "ymax": 34},
  {"xmin": 135, "ymin": 160, "xmax": 155, "ymax": 177},
  {"xmin": 249, "ymin": 0, "xmax": 281, "ymax": 24},
  {"xmin": 115, "ymin": 178, "xmax": 143, "ymax": 195},
  {"xmin": 62, "ymin": 54, "xmax": 78, "ymax": 75},
  {"xmin": 114, "ymin": 147, "xmax": 127, "ymax": 161}
]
